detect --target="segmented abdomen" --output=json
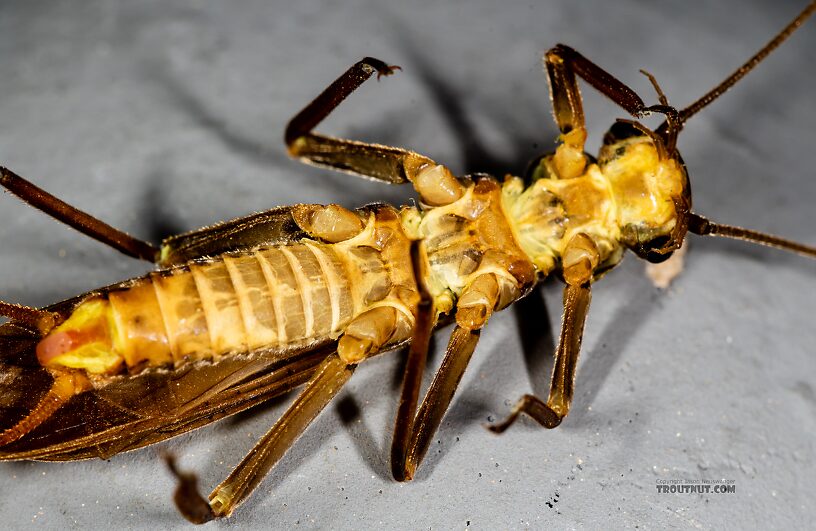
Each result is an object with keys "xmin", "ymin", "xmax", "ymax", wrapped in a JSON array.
[{"xmin": 108, "ymin": 242, "xmax": 356, "ymax": 370}]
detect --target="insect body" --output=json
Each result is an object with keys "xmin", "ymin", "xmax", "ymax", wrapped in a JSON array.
[
  {"xmin": 33, "ymin": 211, "xmax": 416, "ymax": 378},
  {"xmin": 1, "ymin": 2, "xmax": 814, "ymax": 523}
]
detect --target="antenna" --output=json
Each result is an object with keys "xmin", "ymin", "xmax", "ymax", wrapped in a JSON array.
[
  {"xmin": 687, "ymin": 213, "xmax": 816, "ymax": 259},
  {"xmin": 664, "ymin": 1, "xmax": 815, "ymax": 129}
]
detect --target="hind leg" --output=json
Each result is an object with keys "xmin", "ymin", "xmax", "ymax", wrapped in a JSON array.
[
  {"xmin": 1, "ymin": 166, "xmax": 158, "ymax": 262},
  {"xmin": 1, "ymin": 166, "xmax": 158, "ymax": 329},
  {"xmin": 0, "ymin": 301, "xmax": 58, "ymax": 334}
]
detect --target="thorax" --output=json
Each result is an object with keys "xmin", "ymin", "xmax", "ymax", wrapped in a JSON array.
[
  {"xmin": 402, "ymin": 175, "xmax": 537, "ymax": 315},
  {"xmin": 502, "ymin": 168, "xmax": 622, "ymax": 276}
]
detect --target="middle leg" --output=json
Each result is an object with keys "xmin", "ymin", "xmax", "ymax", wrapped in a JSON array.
[
  {"xmin": 489, "ymin": 233, "xmax": 597, "ymax": 432},
  {"xmin": 391, "ymin": 245, "xmax": 519, "ymax": 481}
]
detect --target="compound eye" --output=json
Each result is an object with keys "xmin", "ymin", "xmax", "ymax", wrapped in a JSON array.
[
  {"xmin": 636, "ymin": 235, "xmax": 675, "ymax": 263},
  {"xmin": 644, "ymin": 249, "xmax": 674, "ymax": 264},
  {"xmin": 602, "ymin": 121, "xmax": 646, "ymax": 145},
  {"xmin": 645, "ymin": 235, "xmax": 671, "ymax": 249}
]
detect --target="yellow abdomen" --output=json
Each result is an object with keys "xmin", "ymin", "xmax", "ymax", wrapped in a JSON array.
[{"xmin": 38, "ymin": 242, "xmax": 361, "ymax": 374}]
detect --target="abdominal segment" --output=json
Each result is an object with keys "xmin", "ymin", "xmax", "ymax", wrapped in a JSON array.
[{"xmin": 37, "ymin": 243, "xmax": 358, "ymax": 375}]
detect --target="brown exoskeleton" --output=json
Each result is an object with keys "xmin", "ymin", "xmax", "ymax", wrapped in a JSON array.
[{"xmin": 1, "ymin": 1, "xmax": 814, "ymax": 523}]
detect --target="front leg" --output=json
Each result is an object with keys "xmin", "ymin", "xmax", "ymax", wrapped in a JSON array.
[
  {"xmin": 546, "ymin": 45, "xmax": 659, "ymax": 133},
  {"xmin": 285, "ymin": 58, "xmax": 466, "ymax": 207},
  {"xmin": 544, "ymin": 45, "xmax": 677, "ymax": 178}
]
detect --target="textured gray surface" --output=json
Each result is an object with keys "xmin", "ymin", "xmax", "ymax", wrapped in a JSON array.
[{"xmin": 1, "ymin": 0, "xmax": 815, "ymax": 528}]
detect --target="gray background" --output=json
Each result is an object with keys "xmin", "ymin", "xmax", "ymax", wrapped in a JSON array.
[{"xmin": 1, "ymin": 0, "xmax": 815, "ymax": 528}]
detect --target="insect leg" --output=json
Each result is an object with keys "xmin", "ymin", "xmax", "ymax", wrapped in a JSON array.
[
  {"xmin": 393, "ymin": 325, "xmax": 480, "ymax": 481},
  {"xmin": 546, "ymin": 45, "xmax": 667, "ymax": 130},
  {"xmin": 391, "ymin": 241, "xmax": 435, "ymax": 480},
  {"xmin": 489, "ymin": 234, "xmax": 596, "ymax": 432},
  {"xmin": 166, "ymin": 353, "xmax": 355, "ymax": 523},
  {"xmin": 285, "ymin": 58, "xmax": 465, "ymax": 207},
  {"xmin": 545, "ymin": 46, "xmax": 585, "ymax": 138},
  {"xmin": 0, "ymin": 167, "xmax": 158, "ymax": 261},
  {"xmin": 391, "ymin": 268, "xmax": 515, "ymax": 480},
  {"xmin": 0, "ymin": 371, "xmax": 90, "ymax": 447},
  {"xmin": 544, "ymin": 45, "xmax": 677, "ymax": 177},
  {"xmin": 0, "ymin": 300, "xmax": 59, "ymax": 334},
  {"xmin": 290, "ymin": 203, "xmax": 365, "ymax": 242},
  {"xmin": 165, "ymin": 280, "xmax": 412, "ymax": 520}
]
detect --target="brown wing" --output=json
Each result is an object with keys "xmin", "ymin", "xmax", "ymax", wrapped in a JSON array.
[
  {"xmin": 0, "ymin": 203, "xmax": 415, "ymax": 461},
  {"xmin": 0, "ymin": 292, "xmax": 409, "ymax": 462},
  {"xmin": 0, "ymin": 208, "xmax": 323, "ymax": 461},
  {"xmin": 158, "ymin": 206, "xmax": 306, "ymax": 266},
  {"xmin": 0, "ymin": 318, "xmax": 334, "ymax": 461}
]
